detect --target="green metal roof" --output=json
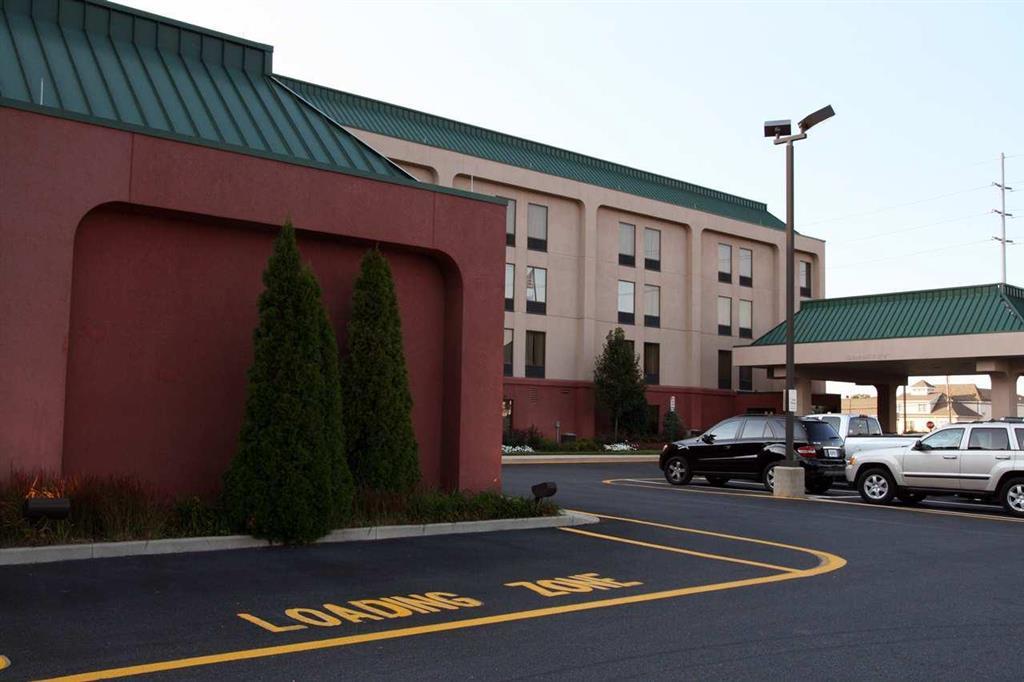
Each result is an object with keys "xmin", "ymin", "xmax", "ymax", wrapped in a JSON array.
[
  {"xmin": 275, "ymin": 75, "xmax": 786, "ymax": 230},
  {"xmin": 0, "ymin": 0, "xmax": 408, "ymax": 181},
  {"xmin": 751, "ymin": 284, "xmax": 1024, "ymax": 346}
]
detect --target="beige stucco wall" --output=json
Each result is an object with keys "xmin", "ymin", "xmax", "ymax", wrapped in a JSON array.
[{"xmin": 349, "ymin": 127, "xmax": 827, "ymax": 391}]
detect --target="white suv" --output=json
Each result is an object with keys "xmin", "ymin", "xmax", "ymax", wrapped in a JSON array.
[{"xmin": 845, "ymin": 420, "xmax": 1024, "ymax": 516}]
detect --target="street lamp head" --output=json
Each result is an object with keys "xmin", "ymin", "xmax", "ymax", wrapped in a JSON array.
[
  {"xmin": 763, "ymin": 119, "xmax": 792, "ymax": 138},
  {"xmin": 798, "ymin": 105, "xmax": 835, "ymax": 132}
]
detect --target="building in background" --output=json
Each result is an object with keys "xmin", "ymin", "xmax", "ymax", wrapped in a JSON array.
[
  {"xmin": 843, "ymin": 380, "xmax": 1024, "ymax": 433},
  {"xmin": 280, "ymin": 80, "xmax": 830, "ymax": 436}
]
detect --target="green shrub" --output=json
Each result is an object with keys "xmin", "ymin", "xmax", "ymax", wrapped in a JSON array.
[
  {"xmin": 503, "ymin": 426, "xmax": 543, "ymax": 449},
  {"xmin": 662, "ymin": 410, "xmax": 684, "ymax": 442},
  {"xmin": 342, "ymin": 249, "xmax": 420, "ymax": 492},
  {"xmin": 223, "ymin": 222, "xmax": 348, "ymax": 543}
]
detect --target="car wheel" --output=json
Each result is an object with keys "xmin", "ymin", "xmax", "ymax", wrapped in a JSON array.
[
  {"xmin": 663, "ymin": 456, "xmax": 693, "ymax": 486},
  {"xmin": 1000, "ymin": 477, "xmax": 1024, "ymax": 517},
  {"xmin": 806, "ymin": 478, "xmax": 832, "ymax": 495},
  {"xmin": 857, "ymin": 468, "xmax": 896, "ymax": 504},
  {"xmin": 896, "ymin": 491, "xmax": 926, "ymax": 505},
  {"xmin": 762, "ymin": 463, "xmax": 779, "ymax": 492},
  {"xmin": 705, "ymin": 475, "xmax": 729, "ymax": 487}
]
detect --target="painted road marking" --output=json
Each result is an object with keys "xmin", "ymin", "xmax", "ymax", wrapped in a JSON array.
[
  {"xmin": 505, "ymin": 573, "xmax": 642, "ymax": 597},
  {"xmin": 0, "ymin": 655, "xmax": 9, "ymax": 671},
  {"xmin": 239, "ymin": 592, "xmax": 484, "ymax": 634},
  {"xmin": 39, "ymin": 514, "xmax": 844, "ymax": 681},
  {"xmin": 561, "ymin": 527, "xmax": 802, "ymax": 574},
  {"xmin": 605, "ymin": 478, "xmax": 1024, "ymax": 524}
]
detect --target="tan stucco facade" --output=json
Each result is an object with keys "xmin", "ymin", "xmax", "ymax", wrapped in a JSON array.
[{"xmin": 348, "ymin": 128, "xmax": 826, "ymax": 392}]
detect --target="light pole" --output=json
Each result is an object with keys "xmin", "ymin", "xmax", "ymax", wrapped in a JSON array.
[{"xmin": 763, "ymin": 106, "xmax": 834, "ymax": 476}]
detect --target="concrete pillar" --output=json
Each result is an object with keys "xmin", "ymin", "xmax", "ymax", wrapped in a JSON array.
[
  {"xmin": 796, "ymin": 376, "xmax": 813, "ymax": 415},
  {"xmin": 874, "ymin": 383, "xmax": 899, "ymax": 433},
  {"xmin": 990, "ymin": 372, "xmax": 1019, "ymax": 419}
]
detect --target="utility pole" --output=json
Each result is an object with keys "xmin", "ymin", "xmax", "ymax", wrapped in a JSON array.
[{"xmin": 994, "ymin": 152, "xmax": 1014, "ymax": 284}]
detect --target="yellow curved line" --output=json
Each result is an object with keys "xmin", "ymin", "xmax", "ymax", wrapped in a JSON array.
[
  {"xmin": 0, "ymin": 655, "xmax": 9, "ymax": 670},
  {"xmin": 39, "ymin": 512, "xmax": 844, "ymax": 682}
]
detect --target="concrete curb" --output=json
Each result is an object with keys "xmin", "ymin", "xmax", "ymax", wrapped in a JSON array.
[
  {"xmin": 503, "ymin": 454, "xmax": 659, "ymax": 464},
  {"xmin": 0, "ymin": 511, "xmax": 599, "ymax": 567}
]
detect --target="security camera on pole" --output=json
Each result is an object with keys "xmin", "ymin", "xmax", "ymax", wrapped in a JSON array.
[{"xmin": 763, "ymin": 105, "xmax": 835, "ymax": 498}]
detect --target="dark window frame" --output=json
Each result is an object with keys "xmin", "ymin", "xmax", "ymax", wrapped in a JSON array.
[
  {"xmin": 718, "ymin": 243, "xmax": 732, "ymax": 283},
  {"xmin": 525, "ymin": 330, "xmax": 546, "ymax": 379},
  {"xmin": 500, "ymin": 196, "xmax": 516, "ymax": 247},
  {"xmin": 738, "ymin": 366, "xmax": 753, "ymax": 391},
  {"xmin": 527, "ymin": 203, "xmax": 548, "ymax": 253},
  {"xmin": 644, "ymin": 342, "xmax": 660, "ymax": 385},
  {"xmin": 618, "ymin": 311, "xmax": 635, "ymax": 325},
  {"xmin": 503, "ymin": 328, "xmax": 513, "ymax": 377},
  {"xmin": 739, "ymin": 247, "xmax": 753, "ymax": 287},
  {"xmin": 718, "ymin": 350, "xmax": 732, "ymax": 390}
]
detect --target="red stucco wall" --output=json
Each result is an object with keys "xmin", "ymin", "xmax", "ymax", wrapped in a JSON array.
[{"xmin": 0, "ymin": 106, "xmax": 505, "ymax": 494}]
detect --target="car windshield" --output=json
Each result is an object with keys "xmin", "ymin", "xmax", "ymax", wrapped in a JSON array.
[{"xmin": 801, "ymin": 420, "xmax": 843, "ymax": 445}]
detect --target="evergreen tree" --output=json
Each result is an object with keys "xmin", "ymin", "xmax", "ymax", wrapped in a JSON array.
[
  {"xmin": 318, "ymin": 293, "xmax": 355, "ymax": 526},
  {"xmin": 342, "ymin": 249, "xmax": 421, "ymax": 492},
  {"xmin": 223, "ymin": 222, "xmax": 350, "ymax": 543},
  {"xmin": 593, "ymin": 327, "xmax": 648, "ymax": 441},
  {"xmin": 662, "ymin": 408, "xmax": 684, "ymax": 441}
]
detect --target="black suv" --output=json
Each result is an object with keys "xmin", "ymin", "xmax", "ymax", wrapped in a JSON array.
[{"xmin": 659, "ymin": 415, "xmax": 845, "ymax": 494}]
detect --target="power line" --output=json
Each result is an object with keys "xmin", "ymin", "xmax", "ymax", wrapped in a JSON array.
[
  {"xmin": 830, "ymin": 211, "xmax": 989, "ymax": 244},
  {"xmin": 804, "ymin": 184, "xmax": 993, "ymax": 226},
  {"xmin": 826, "ymin": 238, "xmax": 997, "ymax": 270}
]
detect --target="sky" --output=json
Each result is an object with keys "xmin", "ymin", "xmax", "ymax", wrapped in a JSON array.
[{"xmin": 128, "ymin": 0, "xmax": 1024, "ymax": 395}]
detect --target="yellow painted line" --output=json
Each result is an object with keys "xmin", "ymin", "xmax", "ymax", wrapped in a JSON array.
[
  {"xmin": 559, "ymin": 527, "xmax": 801, "ymax": 573},
  {"xmin": 604, "ymin": 477, "xmax": 1024, "ymax": 524},
  {"xmin": 0, "ymin": 655, "xmax": 9, "ymax": 671},
  {"xmin": 39, "ymin": 514, "xmax": 844, "ymax": 682}
]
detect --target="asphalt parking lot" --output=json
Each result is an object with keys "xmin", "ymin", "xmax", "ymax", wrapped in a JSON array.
[{"xmin": 2, "ymin": 462, "xmax": 1023, "ymax": 680}]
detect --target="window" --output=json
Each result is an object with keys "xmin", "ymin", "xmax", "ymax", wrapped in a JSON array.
[
  {"xmin": 706, "ymin": 418, "xmax": 741, "ymax": 440},
  {"xmin": 799, "ymin": 261, "xmax": 812, "ymax": 298},
  {"xmin": 644, "ymin": 228, "xmax": 661, "ymax": 271},
  {"xmin": 623, "ymin": 339, "xmax": 635, "ymax": 357},
  {"xmin": 525, "ymin": 330, "xmax": 545, "ymax": 378},
  {"xmin": 644, "ymin": 284, "xmax": 660, "ymax": 327},
  {"xmin": 739, "ymin": 248, "xmax": 752, "ymax": 287},
  {"xmin": 504, "ymin": 263, "xmax": 514, "ymax": 312},
  {"xmin": 849, "ymin": 417, "xmax": 872, "ymax": 437},
  {"xmin": 739, "ymin": 299, "xmax": 752, "ymax": 339},
  {"xmin": 967, "ymin": 427, "xmax": 1010, "ymax": 450},
  {"xmin": 503, "ymin": 328, "xmax": 513, "ymax": 377},
  {"xmin": 920, "ymin": 428, "xmax": 964, "ymax": 450},
  {"xmin": 820, "ymin": 416, "xmax": 842, "ymax": 433},
  {"xmin": 717, "ymin": 296, "xmax": 732, "ymax": 336},
  {"xmin": 739, "ymin": 366, "xmax": 752, "ymax": 391},
  {"xmin": 718, "ymin": 350, "xmax": 732, "ymax": 390},
  {"xmin": 526, "ymin": 266, "xmax": 547, "ymax": 315},
  {"xmin": 644, "ymin": 342, "xmax": 660, "ymax": 385},
  {"xmin": 618, "ymin": 222, "xmax": 635, "ymax": 267},
  {"xmin": 718, "ymin": 243, "xmax": 732, "ymax": 283},
  {"xmin": 1016, "ymin": 428, "xmax": 1024, "ymax": 449},
  {"xmin": 527, "ymin": 203, "xmax": 548, "ymax": 252},
  {"xmin": 500, "ymin": 197, "xmax": 516, "ymax": 247},
  {"xmin": 618, "ymin": 280, "xmax": 635, "ymax": 325},
  {"xmin": 741, "ymin": 417, "xmax": 772, "ymax": 438}
]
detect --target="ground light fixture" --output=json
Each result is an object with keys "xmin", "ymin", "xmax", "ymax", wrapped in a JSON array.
[
  {"xmin": 763, "ymin": 105, "xmax": 835, "ymax": 473},
  {"xmin": 23, "ymin": 497, "xmax": 71, "ymax": 521},
  {"xmin": 531, "ymin": 481, "xmax": 557, "ymax": 503}
]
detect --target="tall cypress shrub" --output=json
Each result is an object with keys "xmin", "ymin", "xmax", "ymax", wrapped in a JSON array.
[
  {"xmin": 593, "ymin": 327, "xmax": 648, "ymax": 441},
  {"xmin": 343, "ymin": 249, "xmax": 421, "ymax": 492},
  {"xmin": 223, "ymin": 222, "xmax": 350, "ymax": 543},
  {"xmin": 319, "ymin": 301, "xmax": 354, "ymax": 526}
]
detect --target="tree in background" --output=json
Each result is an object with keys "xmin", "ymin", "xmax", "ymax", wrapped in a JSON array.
[
  {"xmin": 593, "ymin": 327, "xmax": 648, "ymax": 441},
  {"xmin": 343, "ymin": 249, "xmax": 421, "ymax": 492},
  {"xmin": 318, "ymin": 299, "xmax": 354, "ymax": 527},
  {"xmin": 662, "ymin": 408, "xmax": 684, "ymax": 442},
  {"xmin": 223, "ymin": 222, "xmax": 351, "ymax": 543}
]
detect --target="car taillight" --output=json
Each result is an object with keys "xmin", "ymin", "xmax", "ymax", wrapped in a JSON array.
[{"xmin": 797, "ymin": 445, "xmax": 817, "ymax": 458}]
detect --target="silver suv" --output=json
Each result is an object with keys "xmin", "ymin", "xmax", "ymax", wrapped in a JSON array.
[{"xmin": 845, "ymin": 419, "xmax": 1024, "ymax": 516}]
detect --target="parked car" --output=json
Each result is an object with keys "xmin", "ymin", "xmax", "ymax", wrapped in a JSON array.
[
  {"xmin": 846, "ymin": 419, "xmax": 1024, "ymax": 516},
  {"xmin": 802, "ymin": 413, "xmax": 919, "ymax": 459},
  {"xmin": 659, "ymin": 415, "xmax": 845, "ymax": 494}
]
